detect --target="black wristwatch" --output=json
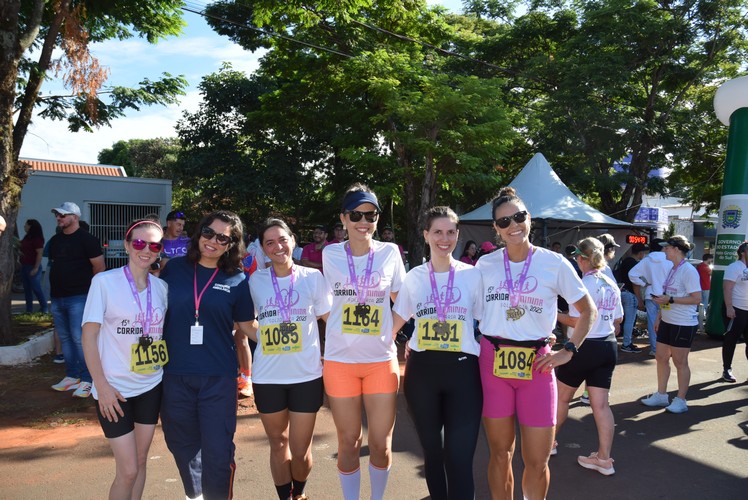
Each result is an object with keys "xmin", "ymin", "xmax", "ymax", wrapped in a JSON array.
[
  {"xmin": 563, "ymin": 341, "xmax": 578, "ymax": 355},
  {"xmin": 669, "ymin": 295, "xmax": 675, "ymax": 304}
]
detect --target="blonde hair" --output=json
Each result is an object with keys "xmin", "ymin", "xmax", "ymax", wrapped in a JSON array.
[{"xmin": 576, "ymin": 237, "xmax": 606, "ymax": 270}]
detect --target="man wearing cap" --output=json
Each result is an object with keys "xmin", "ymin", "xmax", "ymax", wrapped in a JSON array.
[
  {"xmin": 162, "ymin": 210, "xmax": 190, "ymax": 259},
  {"xmin": 301, "ymin": 224, "xmax": 328, "ymax": 272},
  {"xmin": 628, "ymin": 238, "xmax": 673, "ymax": 356},
  {"xmin": 615, "ymin": 242, "xmax": 650, "ymax": 353},
  {"xmin": 596, "ymin": 233, "xmax": 620, "ymax": 283},
  {"xmin": 380, "ymin": 225, "xmax": 406, "ymax": 264},
  {"xmin": 48, "ymin": 202, "xmax": 105, "ymax": 398},
  {"xmin": 331, "ymin": 222, "xmax": 346, "ymax": 244}
]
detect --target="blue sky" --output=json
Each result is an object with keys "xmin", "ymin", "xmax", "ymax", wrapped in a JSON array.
[{"xmin": 20, "ymin": 0, "xmax": 464, "ymax": 165}]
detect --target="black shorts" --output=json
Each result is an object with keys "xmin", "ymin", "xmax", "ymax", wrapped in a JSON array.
[
  {"xmin": 555, "ymin": 339, "xmax": 617, "ymax": 390},
  {"xmin": 656, "ymin": 321, "xmax": 697, "ymax": 348},
  {"xmin": 95, "ymin": 383, "xmax": 162, "ymax": 439},
  {"xmin": 253, "ymin": 377, "xmax": 324, "ymax": 414}
]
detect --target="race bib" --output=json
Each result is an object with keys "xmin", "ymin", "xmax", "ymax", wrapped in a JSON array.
[
  {"xmin": 660, "ymin": 303, "xmax": 671, "ymax": 310},
  {"xmin": 342, "ymin": 303, "xmax": 383, "ymax": 335},
  {"xmin": 417, "ymin": 319, "xmax": 462, "ymax": 352},
  {"xmin": 493, "ymin": 346, "xmax": 536, "ymax": 380},
  {"xmin": 261, "ymin": 322, "xmax": 303, "ymax": 355},
  {"xmin": 130, "ymin": 340, "xmax": 169, "ymax": 374}
]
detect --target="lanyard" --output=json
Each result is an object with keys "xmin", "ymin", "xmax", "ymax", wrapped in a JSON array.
[
  {"xmin": 503, "ymin": 245, "xmax": 534, "ymax": 308},
  {"xmin": 193, "ymin": 264, "xmax": 220, "ymax": 325},
  {"xmin": 583, "ymin": 269, "xmax": 598, "ymax": 278},
  {"xmin": 663, "ymin": 259, "xmax": 685, "ymax": 292},
  {"xmin": 428, "ymin": 261, "xmax": 455, "ymax": 323},
  {"xmin": 123, "ymin": 266, "xmax": 152, "ymax": 337},
  {"xmin": 345, "ymin": 242, "xmax": 375, "ymax": 306},
  {"xmin": 270, "ymin": 266, "xmax": 295, "ymax": 323}
]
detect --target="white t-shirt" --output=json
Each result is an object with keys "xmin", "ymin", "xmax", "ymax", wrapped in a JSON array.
[
  {"xmin": 723, "ymin": 261, "xmax": 748, "ymax": 310},
  {"xmin": 82, "ymin": 267, "xmax": 168, "ymax": 399},
  {"xmin": 570, "ymin": 272, "xmax": 623, "ymax": 340},
  {"xmin": 247, "ymin": 238, "xmax": 272, "ymax": 268},
  {"xmin": 661, "ymin": 262, "xmax": 700, "ymax": 326},
  {"xmin": 249, "ymin": 266, "xmax": 332, "ymax": 384},
  {"xmin": 322, "ymin": 240, "xmax": 406, "ymax": 363},
  {"xmin": 602, "ymin": 264, "xmax": 616, "ymax": 284},
  {"xmin": 393, "ymin": 260, "xmax": 483, "ymax": 357},
  {"xmin": 476, "ymin": 247, "xmax": 587, "ymax": 342}
]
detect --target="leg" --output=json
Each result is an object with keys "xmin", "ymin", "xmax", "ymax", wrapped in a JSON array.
[
  {"xmin": 362, "ymin": 392, "xmax": 397, "ymax": 468},
  {"xmin": 197, "ymin": 376, "xmax": 237, "ymax": 500},
  {"xmin": 587, "ymin": 387, "xmax": 614, "ymax": 460},
  {"xmin": 655, "ymin": 343, "xmax": 672, "ymax": 394},
  {"xmin": 68, "ymin": 295, "xmax": 91, "ymax": 383},
  {"xmin": 554, "ymin": 381, "xmax": 577, "ymax": 435},
  {"xmin": 620, "ymin": 291, "xmax": 637, "ymax": 346},
  {"xmin": 51, "ymin": 298, "xmax": 76, "ymax": 379},
  {"xmin": 518, "ymin": 425, "xmax": 554, "ymax": 500},
  {"xmin": 670, "ymin": 346, "xmax": 692, "ymax": 400},
  {"xmin": 328, "ymin": 396, "xmax": 363, "ymax": 472},
  {"xmin": 483, "ymin": 416, "xmax": 516, "ymax": 500},
  {"xmin": 21, "ymin": 265, "xmax": 34, "ymax": 312},
  {"xmin": 107, "ymin": 430, "xmax": 141, "ymax": 500},
  {"xmin": 259, "ymin": 410, "xmax": 292, "ymax": 488},
  {"xmin": 288, "ymin": 411, "xmax": 317, "ymax": 487},
  {"xmin": 30, "ymin": 268, "xmax": 47, "ymax": 313},
  {"xmin": 645, "ymin": 299, "xmax": 660, "ymax": 353},
  {"xmin": 131, "ymin": 423, "xmax": 158, "ymax": 499}
]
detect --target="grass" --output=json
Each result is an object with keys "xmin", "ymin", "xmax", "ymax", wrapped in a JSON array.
[{"xmin": 2, "ymin": 313, "xmax": 54, "ymax": 346}]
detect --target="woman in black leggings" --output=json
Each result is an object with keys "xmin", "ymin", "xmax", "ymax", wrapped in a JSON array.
[
  {"xmin": 721, "ymin": 242, "xmax": 748, "ymax": 383},
  {"xmin": 393, "ymin": 206, "xmax": 483, "ymax": 499}
]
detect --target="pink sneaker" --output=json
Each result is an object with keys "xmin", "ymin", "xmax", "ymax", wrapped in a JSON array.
[{"xmin": 577, "ymin": 452, "xmax": 615, "ymax": 476}]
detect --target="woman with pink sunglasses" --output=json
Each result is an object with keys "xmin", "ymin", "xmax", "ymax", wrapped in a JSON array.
[{"xmin": 81, "ymin": 216, "xmax": 168, "ymax": 499}]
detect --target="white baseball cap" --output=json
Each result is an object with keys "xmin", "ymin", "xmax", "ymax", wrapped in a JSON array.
[{"xmin": 51, "ymin": 202, "xmax": 81, "ymax": 217}]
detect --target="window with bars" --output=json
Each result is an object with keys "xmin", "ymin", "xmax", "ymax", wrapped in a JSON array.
[{"xmin": 88, "ymin": 203, "xmax": 163, "ymax": 269}]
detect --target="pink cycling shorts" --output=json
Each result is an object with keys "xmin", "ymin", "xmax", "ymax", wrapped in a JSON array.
[{"xmin": 478, "ymin": 336, "xmax": 556, "ymax": 427}]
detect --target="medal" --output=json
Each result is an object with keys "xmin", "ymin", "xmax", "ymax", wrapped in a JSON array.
[
  {"xmin": 503, "ymin": 246, "xmax": 533, "ymax": 321},
  {"xmin": 279, "ymin": 322, "xmax": 296, "ymax": 335},
  {"xmin": 506, "ymin": 306, "xmax": 525, "ymax": 321},
  {"xmin": 433, "ymin": 321, "xmax": 450, "ymax": 336},
  {"xmin": 355, "ymin": 303, "xmax": 371, "ymax": 317},
  {"xmin": 138, "ymin": 335, "xmax": 153, "ymax": 348}
]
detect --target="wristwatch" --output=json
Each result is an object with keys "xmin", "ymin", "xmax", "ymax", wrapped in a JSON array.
[
  {"xmin": 669, "ymin": 295, "xmax": 675, "ymax": 304},
  {"xmin": 563, "ymin": 341, "xmax": 578, "ymax": 355}
]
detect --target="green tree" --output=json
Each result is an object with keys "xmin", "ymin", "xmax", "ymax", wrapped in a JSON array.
[
  {"xmin": 98, "ymin": 138, "xmax": 182, "ymax": 178},
  {"xmin": 0, "ymin": 0, "xmax": 187, "ymax": 343}
]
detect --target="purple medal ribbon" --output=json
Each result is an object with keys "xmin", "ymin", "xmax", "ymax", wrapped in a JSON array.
[
  {"xmin": 427, "ymin": 261, "xmax": 455, "ymax": 323},
  {"xmin": 123, "ymin": 266, "xmax": 152, "ymax": 338},
  {"xmin": 502, "ymin": 245, "xmax": 534, "ymax": 309},
  {"xmin": 270, "ymin": 267, "xmax": 295, "ymax": 323},
  {"xmin": 345, "ymin": 242, "xmax": 375, "ymax": 305},
  {"xmin": 663, "ymin": 258, "xmax": 685, "ymax": 294}
]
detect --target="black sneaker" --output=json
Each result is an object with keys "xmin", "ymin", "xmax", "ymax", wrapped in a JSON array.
[
  {"xmin": 723, "ymin": 369, "xmax": 737, "ymax": 383},
  {"xmin": 621, "ymin": 344, "xmax": 642, "ymax": 353}
]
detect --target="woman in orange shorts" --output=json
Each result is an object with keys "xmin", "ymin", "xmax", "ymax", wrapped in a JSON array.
[{"xmin": 322, "ymin": 184, "xmax": 406, "ymax": 500}]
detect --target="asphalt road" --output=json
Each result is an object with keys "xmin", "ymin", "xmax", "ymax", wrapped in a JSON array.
[{"xmin": 1, "ymin": 332, "xmax": 746, "ymax": 499}]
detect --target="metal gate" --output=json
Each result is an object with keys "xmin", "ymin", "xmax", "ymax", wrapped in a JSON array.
[{"xmin": 89, "ymin": 203, "xmax": 163, "ymax": 269}]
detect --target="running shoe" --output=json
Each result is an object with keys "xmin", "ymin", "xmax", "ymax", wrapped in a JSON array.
[
  {"xmin": 238, "ymin": 374, "xmax": 253, "ymax": 398},
  {"xmin": 641, "ymin": 392, "xmax": 669, "ymax": 407},
  {"xmin": 648, "ymin": 349, "xmax": 656, "ymax": 356},
  {"xmin": 665, "ymin": 397, "xmax": 688, "ymax": 414},
  {"xmin": 550, "ymin": 440, "xmax": 558, "ymax": 456},
  {"xmin": 51, "ymin": 376, "xmax": 80, "ymax": 391},
  {"xmin": 579, "ymin": 391, "xmax": 590, "ymax": 406},
  {"xmin": 577, "ymin": 452, "xmax": 615, "ymax": 476},
  {"xmin": 620, "ymin": 344, "xmax": 642, "ymax": 353},
  {"xmin": 52, "ymin": 354, "xmax": 65, "ymax": 364},
  {"xmin": 293, "ymin": 495, "xmax": 308, "ymax": 500},
  {"xmin": 72, "ymin": 381, "xmax": 92, "ymax": 398},
  {"xmin": 723, "ymin": 369, "xmax": 737, "ymax": 383}
]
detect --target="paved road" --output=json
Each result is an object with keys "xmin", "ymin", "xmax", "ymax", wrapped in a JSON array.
[{"xmin": 1, "ymin": 334, "xmax": 746, "ymax": 499}]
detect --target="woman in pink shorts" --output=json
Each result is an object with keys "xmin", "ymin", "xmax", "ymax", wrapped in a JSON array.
[{"xmin": 475, "ymin": 187, "xmax": 596, "ymax": 500}]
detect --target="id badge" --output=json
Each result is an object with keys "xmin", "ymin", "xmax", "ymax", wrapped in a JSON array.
[
  {"xmin": 493, "ymin": 346, "xmax": 536, "ymax": 380},
  {"xmin": 190, "ymin": 325, "xmax": 204, "ymax": 345}
]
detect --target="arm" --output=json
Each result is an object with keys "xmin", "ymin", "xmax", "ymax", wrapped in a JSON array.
[
  {"xmin": 631, "ymin": 284, "xmax": 646, "ymax": 311},
  {"xmin": 318, "ymin": 312, "xmax": 330, "ymax": 323},
  {"xmin": 301, "ymin": 258, "xmax": 323, "ymax": 270},
  {"xmin": 536, "ymin": 292, "xmax": 597, "ymax": 373},
  {"xmin": 81, "ymin": 322, "xmax": 126, "ymax": 422},
  {"xmin": 392, "ymin": 311, "xmax": 409, "ymax": 339},
  {"xmin": 653, "ymin": 290, "xmax": 701, "ymax": 306},
  {"xmin": 235, "ymin": 319, "xmax": 259, "ymax": 343},
  {"xmin": 90, "ymin": 255, "xmax": 106, "ymax": 275},
  {"xmin": 556, "ymin": 311, "xmax": 578, "ymax": 328},
  {"xmin": 724, "ymin": 280, "xmax": 737, "ymax": 319},
  {"xmin": 30, "ymin": 247, "xmax": 43, "ymax": 276}
]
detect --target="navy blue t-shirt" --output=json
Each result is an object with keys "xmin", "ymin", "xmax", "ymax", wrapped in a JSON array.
[{"xmin": 160, "ymin": 256, "xmax": 253, "ymax": 377}]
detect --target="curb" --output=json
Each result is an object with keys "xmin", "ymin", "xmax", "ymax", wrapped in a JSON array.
[{"xmin": 0, "ymin": 328, "xmax": 55, "ymax": 366}]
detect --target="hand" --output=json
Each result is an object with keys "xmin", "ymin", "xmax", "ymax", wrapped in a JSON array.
[
  {"xmin": 548, "ymin": 333, "xmax": 557, "ymax": 347},
  {"xmin": 726, "ymin": 305, "xmax": 736, "ymax": 319},
  {"xmin": 637, "ymin": 300, "xmax": 645, "ymax": 311},
  {"xmin": 653, "ymin": 294, "xmax": 669, "ymax": 305},
  {"xmin": 534, "ymin": 349, "xmax": 573, "ymax": 374},
  {"xmin": 30, "ymin": 268, "xmax": 39, "ymax": 277},
  {"xmin": 96, "ymin": 382, "xmax": 127, "ymax": 423},
  {"xmin": 654, "ymin": 317, "xmax": 661, "ymax": 334},
  {"xmin": 405, "ymin": 343, "xmax": 412, "ymax": 361}
]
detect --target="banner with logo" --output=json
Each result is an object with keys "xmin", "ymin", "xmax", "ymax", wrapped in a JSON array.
[{"xmin": 714, "ymin": 194, "xmax": 748, "ymax": 269}]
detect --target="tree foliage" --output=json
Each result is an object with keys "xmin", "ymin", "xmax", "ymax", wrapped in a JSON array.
[{"xmin": 98, "ymin": 137, "xmax": 181, "ymax": 178}]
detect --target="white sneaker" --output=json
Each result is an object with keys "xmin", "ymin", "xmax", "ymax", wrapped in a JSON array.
[
  {"xmin": 51, "ymin": 376, "xmax": 80, "ymax": 392},
  {"xmin": 665, "ymin": 396, "xmax": 688, "ymax": 414},
  {"xmin": 641, "ymin": 392, "xmax": 669, "ymax": 407},
  {"xmin": 72, "ymin": 381, "xmax": 92, "ymax": 398}
]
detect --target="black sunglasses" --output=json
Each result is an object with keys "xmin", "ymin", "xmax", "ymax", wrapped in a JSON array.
[
  {"xmin": 131, "ymin": 239, "xmax": 164, "ymax": 253},
  {"xmin": 494, "ymin": 210, "xmax": 528, "ymax": 229},
  {"xmin": 201, "ymin": 225, "xmax": 233, "ymax": 246},
  {"xmin": 345, "ymin": 210, "xmax": 379, "ymax": 223}
]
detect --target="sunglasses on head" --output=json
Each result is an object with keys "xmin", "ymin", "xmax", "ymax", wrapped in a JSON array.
[
  {"xmin": 130, "ymin": 239, "xmax": 163, "ymax": 253},
  {"xmin": 201, "ymin": 225, "xmax": 233, "ymax": 245},
  {"xmin": 494, "ymin": 210, "xmax": 528, "ymax": 229},
  {"xmin": 345, "ymin": 210, "xmax": 379, "ymax": 223}
]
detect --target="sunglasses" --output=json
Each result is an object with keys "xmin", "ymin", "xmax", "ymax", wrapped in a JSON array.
[
  {"xmin": 130, "ymin": 239, "xmax": 163, "ymax": 253},
  {"xmin": 494, "ymin": 210, "xmax": 528, "ymax": 229},
  {"xmin": 201, "ymin": 225, "xmax": 233, "ymax": 245},
  {"xmin": 54, "ymin": 213, "xmax": 69, "ymax": 219},
  {"xmin": 345, "ymin": 210, "xmax": 379, "ymax": 223}
]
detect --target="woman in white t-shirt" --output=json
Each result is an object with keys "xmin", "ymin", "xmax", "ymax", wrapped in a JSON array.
[
  {"xmin": 322, "ymin": 183, "xmax": 406, "ymax": 500},
  {"xmin": 392, "ymin": 206, "xmax": 483, "ymax": 499},
  {"xmin": 721, "ymin": 241, "xmax": 748, "ymax": 383},
  {"xmin": 81, "ymin": 217, "xmax": 168, "ymax": 499},
  {"xmin": 555, "ymin": 237, "xmax": 623, "ymax": 476},
  {"xmin": 475, "ymin": 187, "xmax": 595, "ymax": 500},
  {"xmin": 248, "ymin": 218, "xmax": 332, "ymax": 500},
  {"xmin": 640, "ymin": 235, "xmax": 701, "ymax": 414}
]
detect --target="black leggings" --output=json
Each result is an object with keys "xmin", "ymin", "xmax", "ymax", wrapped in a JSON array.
[
  {"xmin": 723, "ymin": 306, "xmax": 748, "ymax": 370},
  {"xmin": 403, "ymin": 350, "xmax": 482, "ymax": 500}
]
